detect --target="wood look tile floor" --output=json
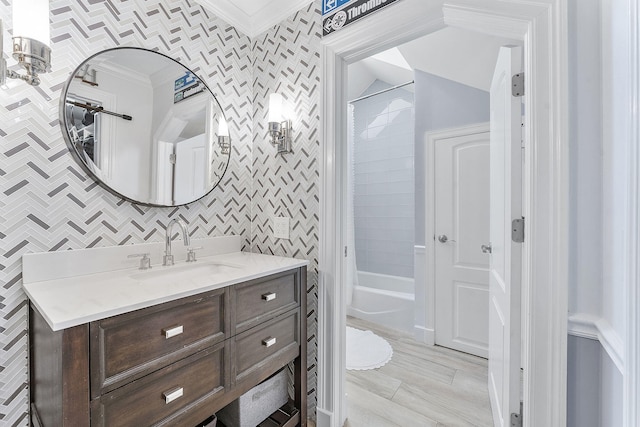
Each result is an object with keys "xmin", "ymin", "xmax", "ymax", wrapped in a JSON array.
[{"xmin": 344, "ymin": 316, "xmax": 494, "ymax": 427}]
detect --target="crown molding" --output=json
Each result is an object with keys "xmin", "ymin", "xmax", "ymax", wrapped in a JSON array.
[
  {"xmin": 195, "ymin": 0, "xmax": 252, "ymax": 36},
  {"xmin": 195, "ymin": 0, "xmax": 314, "ymax": 38}
]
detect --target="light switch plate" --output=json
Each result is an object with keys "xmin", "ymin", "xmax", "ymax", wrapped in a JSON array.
[{"xmin": 273, "ymin": 216, "xmax": 290, "ymax": 240}]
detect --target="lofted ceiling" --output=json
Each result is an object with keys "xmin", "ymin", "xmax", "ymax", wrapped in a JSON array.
[
  {"xmin": 348, "ymin": 27, "xmax": 519, "ymax": 99},
  {"xmin": 195, "ymin": 0, "xmax": 314, "ymax": 37}
]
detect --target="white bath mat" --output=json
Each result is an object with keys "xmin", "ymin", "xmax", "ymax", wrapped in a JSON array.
[{"xmin": 346, "ymin": 326, "xmax": 393, "ymax": 370}]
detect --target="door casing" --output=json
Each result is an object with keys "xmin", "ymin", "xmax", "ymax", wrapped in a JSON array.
[{"xmin": 317, "ymin": 1, "xmax": 569, "ymax": 426}]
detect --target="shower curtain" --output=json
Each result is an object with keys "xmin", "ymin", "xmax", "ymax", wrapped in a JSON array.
[{"xmin": 346, "ymin": 103, "xmax": 358, "ymax": 306}]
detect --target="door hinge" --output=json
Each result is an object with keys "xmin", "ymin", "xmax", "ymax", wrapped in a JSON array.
[
  {"xmin": 512, "ymin": 218, "xmax": 525, "ymax": 243},
  {"xmin": 344, "ymin": 246, "xmax": 347, "ymax": 257},
  {"xmin": 512, "ymin": 73, "xmax": 524, "ymax": 97},
  {"xmin": 511, "ymin": 401, "xmax": 523, "ymax": 427},
  {"xmin": 510, "ymin": 411, "xmax": 522, "ymax": 427},
  {"xmin": 169, "ymin": 153, "xmax": 176, "ymax": 164}
]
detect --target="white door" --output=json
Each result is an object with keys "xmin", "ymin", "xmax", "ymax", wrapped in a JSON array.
[
  {"xmin": 434, "ymin": 126, "xmax": 491, "ymax": 358},
  {"xmin": 487, "ymin": 46, "xmax": 523, "ymax": 427},
  {"xmin": 174, "ymin": 133, "xmax": 207, "ymax": 205},
  {"xmin": 154, "ymin": 141, "xmax": 175, "ymax": 205}
]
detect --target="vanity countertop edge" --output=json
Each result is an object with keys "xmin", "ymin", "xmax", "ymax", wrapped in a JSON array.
[{"xmin": 23, "ymin": 250, "xmax": 308, "ymax": 332}]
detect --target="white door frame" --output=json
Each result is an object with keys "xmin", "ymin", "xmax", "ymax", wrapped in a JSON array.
[
  {"xmin": 317, "ymin": 0, "xmax": 568, "ymax": 426},
  {"xmin": 426, "ymin": 122, "xmax": 490, "ymax": 353},
  {"xmin": 626, "ymin": 2, "xmax": 640, "ymax": 425}
]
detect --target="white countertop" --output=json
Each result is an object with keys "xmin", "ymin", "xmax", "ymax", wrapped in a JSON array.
[{"xmin": 23, "ymin": 246, "xmax": 308, "ymax": 332}]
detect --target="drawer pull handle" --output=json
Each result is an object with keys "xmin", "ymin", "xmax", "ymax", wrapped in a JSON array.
[
  {"xmin": 262, "ymin": 292, "xmax": 277, "ymax": 302},
  {"xmin": 163, "ymin": 387, "xmax": 184, "ymax": 404},
  {"xmin": 162, "ymin": 325, "xmax": 184, "ymax": 339},
  {"xmin": 262, "ymin": 337, "xmax": 277, "ymax": 348}
]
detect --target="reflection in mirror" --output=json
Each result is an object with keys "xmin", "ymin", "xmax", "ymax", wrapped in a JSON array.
[{"xmin": 60, "ymin": 47, "xmax": 231, "ymax": 207}]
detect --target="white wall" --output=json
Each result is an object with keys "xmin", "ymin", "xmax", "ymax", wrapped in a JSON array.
[
  {"xmin": 566, "ymin": 0, "xmax": 605, "ymax": 421},
  {"xmin": 414, "ymin": 69, "xmax": 489, "ymax": 247},
  {"xmin": 599, "ymin": 0, "xmax": 632, "ymax": 422},
  {"xmin": 567, "ymin": 0, "xmax": 602, "ymax": 318},
  {"xmin": 567, "ymin": 0, "xmax": 632, "ymax": 423},
  {"xmin": 567, "ymin": 336, "xmax": 601, "ymax": 427},
  {"xmin": 601, "ymin": 346, "xmax": 623, "ymax": 426},
  {"xmin": 601, "ymin": 0, "xmax": 630, "ymax": 347}
]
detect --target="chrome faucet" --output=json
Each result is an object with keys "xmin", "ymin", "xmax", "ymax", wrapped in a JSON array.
[{"xmin": 163, "ymin": 218, "xmax": 190, "ymax": 266}]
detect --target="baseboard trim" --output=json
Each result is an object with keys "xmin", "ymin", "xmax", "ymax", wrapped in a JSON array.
[
  {"xmin": 568, "ymin": 313, "xmax": 624, "ymax": 373},
  {"xmin": 414, "ymin": 325, "xmax": 435, "ymax": 345},
  {"xmin": 316, "ymin": 407, "xmax": 332, "ymax": 427}
]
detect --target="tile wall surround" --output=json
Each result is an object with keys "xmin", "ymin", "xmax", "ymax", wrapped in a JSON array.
[
  {"xmin": 352, "ymin": 81, "xmax": 415, "ymax": 278},
  {"xmin": 251, "ymin": 2, "xmax": 322, "ymax": 416},
  {"xmin": 0, "ymin": 0, "xmax": 322, "ymax": 423}
]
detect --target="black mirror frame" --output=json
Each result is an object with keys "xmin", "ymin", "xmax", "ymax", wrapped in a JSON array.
[{"xmin": 59, "ymin": 46, "xmax": 231, "ymax": 208}]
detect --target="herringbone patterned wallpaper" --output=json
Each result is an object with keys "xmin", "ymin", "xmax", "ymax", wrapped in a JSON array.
[
  {"xmin": 1, "ymin": 0, "xmax": 321, "ymax": 422},
  {"xmin": 252, "ymin": 3, "xmax": 322, "ymax": 416}
]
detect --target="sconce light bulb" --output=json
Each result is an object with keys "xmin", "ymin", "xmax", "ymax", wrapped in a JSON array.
[
  {"xmin": 13, "ymin": 0, "xmax": 50, "ymax": 46},
  {"xmin": 218, "ymin": 116, "xmax": 229, "ymax": 137},
  {"xmin": 268, "ymin": 93, "xmax": 283, "ymax": 123}
]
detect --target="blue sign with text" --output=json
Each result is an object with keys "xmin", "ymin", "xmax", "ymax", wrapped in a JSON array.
[
  {"xmin": 174, "ymin": 72, "xmax": 198, "ymax": 91},
  {"xmin": 322, "ymin": 0, "xmax": 399, "ymax": 36},
  {"xmin": 322, "ymin": 0, "xmax": 352, "ymax": 15}
]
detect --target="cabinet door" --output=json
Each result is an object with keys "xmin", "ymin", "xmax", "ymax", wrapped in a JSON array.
[
  {"xmin": 90, "ymin": 288, "xmax": 227, "ymax": 396},
  {"xmin": 91, "ymin": 344, "xmax": 228, "ymax": 427},
  {"xmin": 232, "ymin": 270, "xmax": 300, "ymax": 334},
  {"xmin": 231, "ymin": 309, "xmax": 300, "ymax": 390}
]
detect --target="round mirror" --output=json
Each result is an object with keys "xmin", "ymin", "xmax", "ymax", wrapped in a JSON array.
[{"xmin": 60, "ymin": 47, "xmax": 231, "ymax": 207}]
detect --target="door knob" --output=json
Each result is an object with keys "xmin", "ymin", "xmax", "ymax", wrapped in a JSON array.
[
  {"xmin": 481, "ymin": 244, "xmax": 492, "ymax": 254},
  {"xmin": 438, "ymin": 235, "xmax": 450, "ymax": 243}
]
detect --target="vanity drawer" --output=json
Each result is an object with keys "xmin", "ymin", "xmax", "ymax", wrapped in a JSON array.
[
  {"xmin": 233, "ymin": 309, "xmax": 300, "ymax": 386},
  {"xmin": 233, "ymin": 270, "xmax": 300, "ymax": 333},
  {"xmin": 90, "ymin": 289, "xmax": 227, "ymax": 396},
  {"xmin": 91, "ymin": 343, "xmax": 227, "ymax": 427}
]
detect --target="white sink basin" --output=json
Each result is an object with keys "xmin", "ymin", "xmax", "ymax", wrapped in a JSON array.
[{"xmin": 130, "ymin": 261, "xmax": 241, "ymax": 285}]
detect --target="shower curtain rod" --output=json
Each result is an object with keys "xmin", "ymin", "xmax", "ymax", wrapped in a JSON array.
[{"xmin": 348, "ymin": 80, "xmax": 415, "ymax": 104}]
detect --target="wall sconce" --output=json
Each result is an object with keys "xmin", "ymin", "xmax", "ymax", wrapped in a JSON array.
[
  {"xmin": 0, "ymin": 0, "xmax": 52, "ymax": 87},
  {"xmin": 218, "ymin": 116, "xmax": 230, "ymax": 155},
  {"xmin": 268, "ymin": 93, "xmax": 292, "ymax": 154}
]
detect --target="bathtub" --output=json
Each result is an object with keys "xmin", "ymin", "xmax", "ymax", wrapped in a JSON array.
[{"xmin": 347, "ymin": 271, "xmax": 414, "ymax": 335}]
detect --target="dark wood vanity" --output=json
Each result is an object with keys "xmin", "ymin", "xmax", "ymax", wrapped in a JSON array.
[{"xmin": 29, "ymin": 266, "xmax": 307, "ymax": 427}]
